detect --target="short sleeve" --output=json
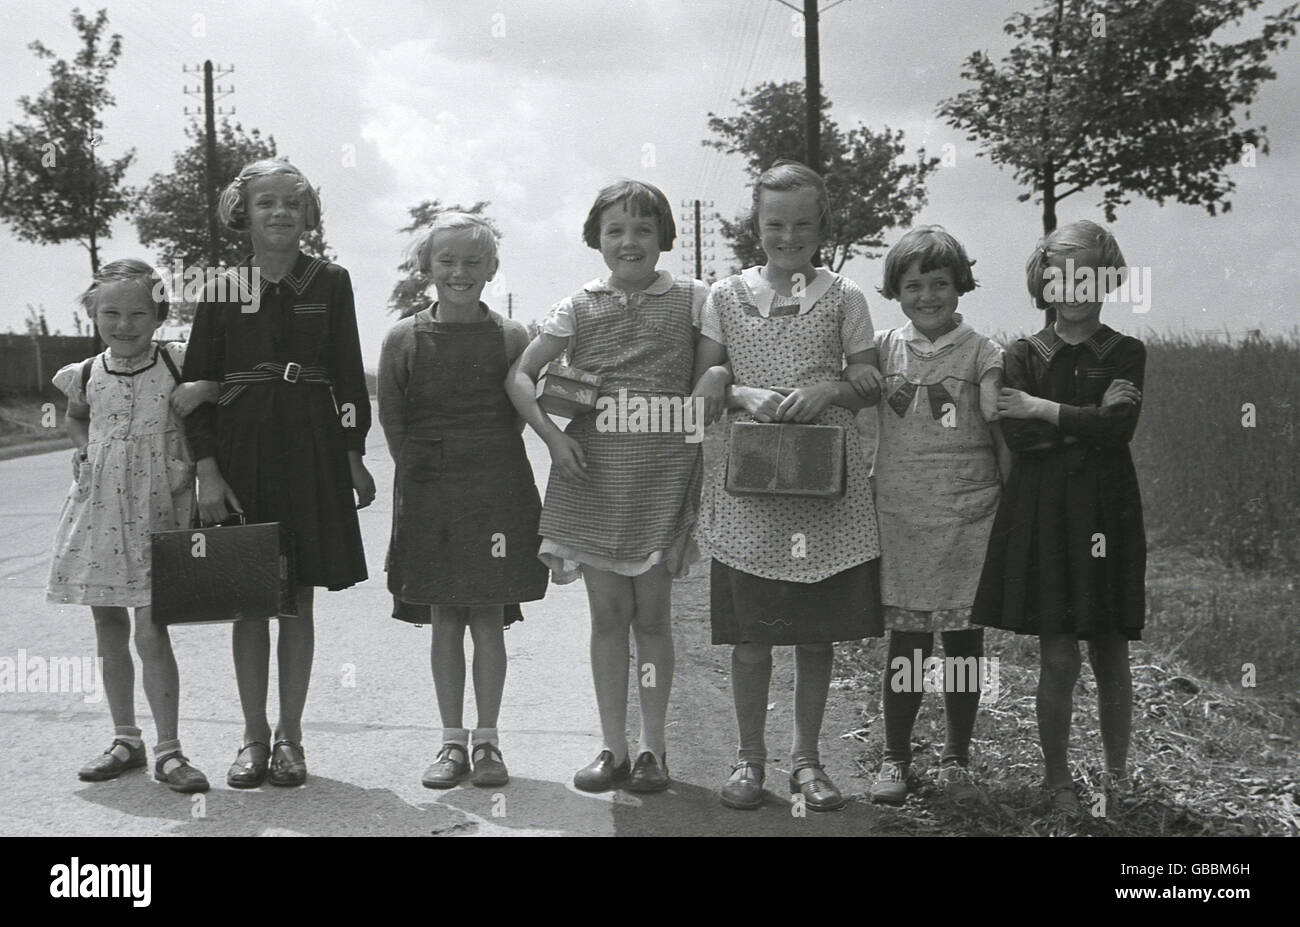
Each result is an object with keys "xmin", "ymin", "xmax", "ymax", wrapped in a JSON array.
[
  {"xmin": 976, "ymin": 337, "xmax": 1004, "ymax": 379},
  {"xmin": 52, "ymin": 361, "xmax": 87, "ymax": 405},
  {"xmin": 690, "ymin": 279, "xmax": 710, "ymax": 329},
  {"xmin": 540, "ymin": 296, "xmax": 576, "ymax": 338},
  {"xmin": 839, "ymin": 279, "xmax": 874, "ymax": 356},
  {"xmin": 700, "ymin": 280, "xmax": 732, "ymax": 346}
]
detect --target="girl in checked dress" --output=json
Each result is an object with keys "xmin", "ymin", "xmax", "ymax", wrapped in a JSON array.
[{"xmin": 507, "ymin": 180, "xmax": 707, "ymax": 794}]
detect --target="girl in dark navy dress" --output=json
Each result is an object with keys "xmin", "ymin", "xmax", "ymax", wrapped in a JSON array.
[
  {"xmin": 378, "ymin": 213, "xmax": 548, "ymax": 789},
  {"xmin": 973, "ymin": 220, "xmax": 1146, "ymax": 815},
  {"xmin": 184, "ymin": 158, "xmax": 375, "ymax": 789}
]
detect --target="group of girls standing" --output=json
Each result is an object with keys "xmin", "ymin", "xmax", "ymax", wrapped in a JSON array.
[{"xmin": 48, "ymin": 155, "xmax": 1146, "ymax": 818}]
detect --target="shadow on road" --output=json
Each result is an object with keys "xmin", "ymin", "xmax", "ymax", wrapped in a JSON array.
[{"xmin": 75, "ymin": 773, "xmax": 470, "ymax": 837}]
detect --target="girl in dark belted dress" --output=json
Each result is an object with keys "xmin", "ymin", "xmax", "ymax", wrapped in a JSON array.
[
  {"xmin": 378, "ymin": 213, "xmax": 548, "ymax": 790},
  {"xmin": 184, "ymin": 158, "xmax": 376, "ymax": 790},
  {"xmin": 973, "ymin": 220, "xmax": 1147, "ymax": 815}
]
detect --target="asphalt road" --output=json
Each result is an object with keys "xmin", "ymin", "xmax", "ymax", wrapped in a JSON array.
[{"xmin": 0, "ymin": 404, "xmax": 884, "ymax": 836}]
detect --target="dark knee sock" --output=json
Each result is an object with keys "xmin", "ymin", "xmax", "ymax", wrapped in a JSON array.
[
  {"xmin": 883, "ymin": 631, "xmax": 932, "ymax": 765},
  {"xmin": 940, "ymin": 628, "xmax": 984, "ymax": 766}
]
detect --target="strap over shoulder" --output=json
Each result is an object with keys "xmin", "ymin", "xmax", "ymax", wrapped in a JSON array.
[{"xmin": 156, "ymin": 342, "xmax": 182, "ymax": 382}]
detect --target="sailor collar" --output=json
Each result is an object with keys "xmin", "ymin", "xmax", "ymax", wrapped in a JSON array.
[
  {"xmin": 245, "ymin": 252, "xmax": 327, "ymax": 296},
  {"xmin": 741, "ymin": 265, "xmax": 836, "ymax": 318},
  {"xmin": 900, "ymin": 314, "xmax": 973, "ymax": 356},
  {"xmin": 1026, "ymin": 323, "xmax": 1125, "ymax": 363}
]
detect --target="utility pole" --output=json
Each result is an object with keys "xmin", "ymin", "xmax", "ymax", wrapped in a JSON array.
[
  {"xmin": 776, "ymin": 0, "xmax": 849, "ymax": 173},
  {"xmin": 804, "ymin": 0, "xmax": 820, "ymax": 172},
  {"xmin": 507, "ymin": 292, "xmax": 513, "ymax": 319},
  {"xmin": 678, "ymin": 200, "xmax": 716, "ymax": 281},
  {"xmin": 184, "ymin": 62, "xmax": 235, "ymax": 267},
  {"xmin": 694, "ymin": 200, "xmax": 704, "ymax": 280}
]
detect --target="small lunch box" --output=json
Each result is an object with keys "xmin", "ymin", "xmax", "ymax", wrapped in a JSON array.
[{"xmin": 536, "ymin": 362, "xmax": 602, "ymax": 418}]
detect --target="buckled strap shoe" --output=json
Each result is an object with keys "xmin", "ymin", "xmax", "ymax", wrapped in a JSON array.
[
  {"xmin": 789, "ymin": 761, "xmax": 846, "ymax": 812},
  {"xmin": 720, "ymin": 761, "xmax": 766, "ymax": 810},
  {"xmin": 470, "ymin": 742, "xmax": 509, "ymax": 788},
  {"xmin": 154, "ymin": 753, "xmax": 210, "ymax": 793},
  {"xmin": 268, "ymin": 740, "xmax": 307, "ymax": 787},
  {"xmin": 422, "ymin": 743, "xmax": 470, "ymax": 789},
  {"xmin": 78, "ymin": 739, "xmax": 146, "ymax": 782},
  {"xmin": 226, "ymin": 741, "xmax": 270, "ymax": 789}
]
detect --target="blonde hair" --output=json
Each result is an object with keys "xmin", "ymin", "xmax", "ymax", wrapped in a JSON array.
[
  {"xmin": 1026, "ymin": 219, "xmax": 1127, "ymax": 310},
  {"xmin": 217, "ymin": 158, "xmax": 322, "ymax": 232},
  {"xmin": 409, "ymin": 212, "xmax": 500, "ymax": 273},
  {"xmin": 750, "ymin": 160, "xmax": 832, "ymax": 240},
  {"xmin": 78, "ymin": 258, "xmax": 168, "ymax": 321}
]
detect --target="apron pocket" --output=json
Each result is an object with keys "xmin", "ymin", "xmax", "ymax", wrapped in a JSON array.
[{"xmin": 403, "ymin": 437, "xmax": 443, "ymax": 482}]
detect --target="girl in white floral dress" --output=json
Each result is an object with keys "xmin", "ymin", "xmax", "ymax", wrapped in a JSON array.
[
  {"xmin": 48, "ymin": 259, "xmax": 215, "ymax": 793},
  {"xmin": 694, "ymin": 161, "xmax": 884, "ymax": 812}
]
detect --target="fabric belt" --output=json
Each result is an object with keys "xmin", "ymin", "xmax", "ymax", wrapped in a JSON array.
[{"xmin": 218, "ymin": 361, "xmax": 331, "ymax": 406}]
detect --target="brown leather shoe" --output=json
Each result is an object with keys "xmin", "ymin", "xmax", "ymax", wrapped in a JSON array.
[
  {"xmin": 720, "ymin": 761, "xmax": 766, "ymax": 810},
  {"xmin": 79, "ymin": 740, "xmax": 146, "ymax": 782},
  {"xmin": 226, "ymin": 742, "xmax": 270, "ymax": 789},
  {"xmin": 789, "ymin": 761, "xmax": 846, "ymax": 812},
  {"xmin": 422, "ymin": 743, "xmax": 470, "ymax": 789},
  {"xmin": 470, "ymin": 742, "xmax": 509, "ymax": 788},
  {"xmin": 572, "ymin": 750, "xmax": 630, "ymax": 792},
  {"xmin": 626, "ymin": 751, "xmax": 670, "ymax": 793},
  {"xmin": 268, "ymin": 740, "xmax": 307, "ymax": 787},
  {"xmin": 154, "ymin": 753, "xmax": 210, "ymax": 793}
]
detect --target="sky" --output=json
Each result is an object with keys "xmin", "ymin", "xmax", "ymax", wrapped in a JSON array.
[{"xmin": 1, "ymin": 0, "xmax": 1298, "ymax": 370}]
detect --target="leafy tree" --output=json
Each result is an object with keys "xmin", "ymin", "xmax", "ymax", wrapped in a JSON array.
[
  {"xmin": 938, "ymin": 0, "xmax": 1300, "ymax": 233},
  {"xmin": 0, "ymin": 8, "xmax": 135, "ymax": 273},
  {"xmin": 389, "ymin": 199, "xmax": 497, "ymax": 317},
  {"xmin": 133, "ymin": 118, "xmax": 333, "ymax": 323},
  {"xmin": 704, "ymin": 80, "xmax": 938, "ymax": 273}
]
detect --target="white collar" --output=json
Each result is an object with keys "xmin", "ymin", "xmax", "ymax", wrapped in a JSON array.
[
  {"xmin": 584, "ymin": 270, "xmax": 676, "ymax": 298},
  {"xmin": 741, "ymin": 265, "xmax": 836, "ymax": 318},
  {"xmin": 900, "ymin": 314, "xmax": 971, "ymax": 354}
]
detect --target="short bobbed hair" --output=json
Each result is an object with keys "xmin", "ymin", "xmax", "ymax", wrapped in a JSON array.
[
  {"xmin": 582, "ymin": 180, "xmax": 676, "ymax": 251},
  {"xmin": 1026, "ymin": 219, "xmax": 1127, "ymax": 309},
  {"xmin": 79, "ymin": 258, "xmax": 168, "ymax": 322},
  {"xmin": 750, "ymin": 159, "xmax": 832, "ymax": 240},
  {"xmin": 881, "ymin": 226, "xmax": 978, "ymax": 300},
  {"xmin": 409, "ymin": 212, "xmax": 501, "ymax": 274},
  {"xmin": 217, "ymin": 158, "xmax": 322, "ymax": 232}
]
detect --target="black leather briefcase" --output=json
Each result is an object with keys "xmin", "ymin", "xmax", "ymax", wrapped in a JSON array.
[{"xmin": 151, "ymin": 518, "xmax": 298, "ymax": 624}]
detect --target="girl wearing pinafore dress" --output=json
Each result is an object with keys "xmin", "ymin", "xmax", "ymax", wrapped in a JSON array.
[
  {"xmin": 384, "ymin": 309, "xmax": 548, "ymax": 623},
  {"xmin": 865, "ymin": 225, "xmax": 1007, "ymax": 807},
  {"xmin": 380, "ymin": 212, "xmax": 547, "ymax": 788}
]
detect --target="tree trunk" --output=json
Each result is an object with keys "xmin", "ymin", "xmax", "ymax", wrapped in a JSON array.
[{"xmin": 1040, "ymin": 0, "xmax": 1065, "ymax": 324}]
